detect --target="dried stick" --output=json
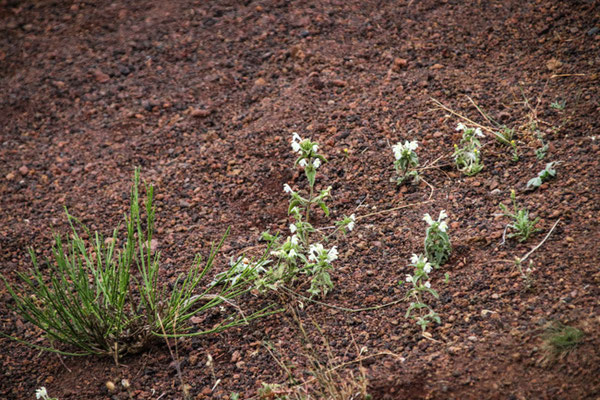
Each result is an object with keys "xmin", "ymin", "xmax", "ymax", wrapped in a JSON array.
[{"xmin": 519, "ymin": 218, "xmax": 561, "ymax": 263}]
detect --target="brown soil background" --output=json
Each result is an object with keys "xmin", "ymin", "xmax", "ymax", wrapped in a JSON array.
[{"xmin": 1, "ymin": 0, "xmax": 599, "ymax": 399}]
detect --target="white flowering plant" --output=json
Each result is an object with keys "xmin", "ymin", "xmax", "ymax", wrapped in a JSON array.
[
  {"xmin": 403, "ymin": 254, "xmax": 441, "ymax": 333},
  {"xmin": 453, "ymin": 123, "xmax": 484, "ymax": 176},
  {"xmin": 255, "ymin": 133, "xmax": 356, "ymax": 298},
  {"xmin": 423, "ymin": 210, "xmax": 451, "ymax": 267},
  {"xmin": 392, "ymin": 140, "xmax": 420, "ymax": 184},
  {"xmin": 35, "ymin": 387, "xmax": 58, "ymax": 400}
]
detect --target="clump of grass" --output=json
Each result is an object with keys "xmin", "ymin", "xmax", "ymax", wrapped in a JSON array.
[
  {"xmin": 540, "ymin": 322, "xmax": 583, "ymax": 364},
  {"xmin": 2, "ymin": 168, "xmax": 272, "ymax": 362}
]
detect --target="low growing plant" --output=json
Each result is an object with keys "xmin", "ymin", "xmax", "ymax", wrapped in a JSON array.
[
  {"xmin": 550, "ymin": 100, "xmax": 566, "ymax": 111},
  {"xmin": 540, "ymin": 322, "xmax": 583, "ymax": 364},
  {"xmin": 527, "ymin": 161, "xmax": 559, "ymax": 189},
  {"xmin": 2, "ymin": 169, "xmax": 272, "ymax": 361},
  {"xmin": 423, "ymin": 210, "xmax": 451, "ymax": 267},
  {"xmin": 403, "ymin": 254, "xmax": 440, "ymax": 333},
  {"xmin": 453, "ymin": 123, "xmax": 484, "ymax": 176},
  {"xmin": 392, "ymin": 140, "xmax": 420, "ymax": 184},
  {"xmin": 500, "ymin": 190, "xmax": 540, "ymax": 242}
]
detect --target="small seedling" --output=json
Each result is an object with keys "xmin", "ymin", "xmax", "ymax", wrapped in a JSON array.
[
  {"xmin": 527, "ymin": 162, "xmax": 559, "ymax": 189},
  {"xmin": 535, "ymin": 143, "xmax": 549, "ymax": 160},
  {"xmin": 453, "ymin": 123, "xmax": 484, "ymax": 176},
  {"xmin": 493, "ymin": 126, "xmax": 515, "ymax": 145},
  {"xmin": 403, "ymin": 254, "xmax": 440, "ymax": 333},
  {"xmin": 423, "ymin": 210, "xmax": 451, "ymax": 267},
  {"xmin": 540, "ymin": 322, "xmax": 583, "ymax": 364},
  {"xmin": 500, "ymin": 190, "xmax": 540, "ymax": 242},
  {"xmin": 550, "ymin": 100, "xmax": 566, "ymax": 111},
  {"xmin": 513, "ymin": 257, "xmax": 535, "ymax": 290},
  {"xmin": 392, "ymin": 140, "xmax": 420, "ymax": 184}
]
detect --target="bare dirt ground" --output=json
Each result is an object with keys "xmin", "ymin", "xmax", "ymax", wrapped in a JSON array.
[{"xmin": 1, "ymin": 0, "xmax": 599, "ymax": 399}]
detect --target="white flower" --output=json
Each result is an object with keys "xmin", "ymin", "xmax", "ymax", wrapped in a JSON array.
[
  {"xmin": 270, "ymin": 249, "xmax": 284, "ymax": 257},
  {"xmin": 288, "ymin": 248, "xmax": 297, "ymax": 258},
  {"xmin": 456, "ymin": 123, "xmax": 466, "ymax": 131},
  {"xmin": 312, "ymin": 144, "xmax": 318, "ymax": 152},
  {"xmin": 347, "ymin": 214, "xmax": 356, "ymax": 231},
  {"xmin": 283, "ymin": 184, "xmax": 293, "ymax": 193},
  {"xmin": 313, "ymin": 158, "xmax": 321, "ymax": 168},
  {"xmin": 423, "ymin": 213, "xmax": 434, "ymax": 225},
  {"xmin": 392, "ymin": 143, "xmax": 403, "ymax": 160},
  {"xmin": 405, "ymin": 274, "xmax": 413, "ymax": 283},
  {"xmin": 327, "ymin": 246, "xmax": 338, "ymax": 262},
  {"xmin": 299, "ymin": 159, "xmax": 308, "ymax": 167},
  {"xmin": 308, "ymin": 243, "xmax": 324, "ymax": 261},
  {"xmin": 36, "ymin": 387, "xmax": 48, "ymax": 400},
  {"xmin": 410, "ymin": 254, "xmax": 420, "ymax": 265},
  {"xmin": 289, "ymin": 224, "xmax": 297, "ymax": 233},
  {"xmin": 424, "ymin": 281, "xmax": 431, "ymax": 288},
  {"xmin": 406, "ymin": 140, "xmax": 418, "ymax": 151},
  {"xmin": 438, "ymin": 210, "xmax": 448, "ymax": 221},
  {"xmin": 423, "ymin": 263, "xmax": 432, "ymax": 274},
  {"xmin": 290, "ymin": 235, "xmax": 299, "ymax": 245},
  {"xmin": 438, "ymin": 221, "xmax": 448, "ymax": 232},
  {"xmin": 474, "ymin": 127, "xmax": 484, "ymax": 137}
]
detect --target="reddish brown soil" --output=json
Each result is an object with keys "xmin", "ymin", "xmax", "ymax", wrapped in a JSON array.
[{"xmin": 1, "ymin": 0, "xmax": 599, "ymax": 399}]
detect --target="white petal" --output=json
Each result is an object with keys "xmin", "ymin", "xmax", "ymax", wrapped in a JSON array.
[
  {"xmin": 456, "ymin": 123, "xmax": 465, "ymax": 131},
  {"xmin": 290, "ymin": 235, "xmax": 299, "ymax": 245},
  {"xmin": 392, "ymin": 143, "xmax": 402, "ymax": 160},
  {"xmin": 347, "ymin": 221, "xmax": 355, "ymax": 231},
  {"xmin": 408, "ymin": 140, "xmax": 419, "ymax": 151},
  {"xmin": 438, "ymin": 210, "xmax": 448, "ymax": 220},
  {"xmin": 327, "ymin": 246, "xmax": 338, "ymax": 262},
  {"xmin": 288, "ymin": 248, "xmax": 297, "ymax": 258},
  {"xmin": 438, "ymin": 221, "xmax": 448, "ymax": 232},
  {"xmin": 290, "ymin": 224, "xmax": 297, "ymax": 233},
  {"xmin": 424, "ymin": 264, "xmax": 432, "ymax": 274},
  {"xmin": 423, "ymin": 214, "xmax": 434, "ymax": 225},
  {"xmin": 411, "ymin": 254, "xmax": 420, "ymax": 264},
  {"xmin": 292, "ymin": 132, "xmax": 302, "ymax": 142},
  {"xmin": 283, "ymin": 184, "xmax": 293, "ymax": 193},
  {"xmin": 312, "ymin": 144, "xmax": 318, "ymax": 152},
  {"xmin": 291, "ymin": 141, "xmax": 301, "ymax": 152},
  {"xmin": 299, "ymin": 159, "xmax": 308, "ymax": 167},
  {"xmin": 405, "ymin": 275, "xmax": 413, "ymax": 282},
  {"xmin": 313, "ymin": 158, "xmax": 321, "ymax": 168},
  {"xmin": 475, "ymin": 128, "xmax": 484, "ymax": 137},
  {"xmin": 424, "ymin": 281, "xmax": 431, "ymax": 288}
]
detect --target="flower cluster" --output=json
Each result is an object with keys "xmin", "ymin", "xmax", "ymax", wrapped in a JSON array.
[
  {"xmin": 392, "ymin": 140, "xmax": 420, "ymax": 184},
  {"xmin": 291, "ymin": 132, "xmax": 326, "ymax": 187},
  {"xmin": 423, "ymin": 210, "xmax": 451, "ymax": 267},
  {"xmin": 453, "ymin": 123, "xmax": 484, "ymax": 176}
]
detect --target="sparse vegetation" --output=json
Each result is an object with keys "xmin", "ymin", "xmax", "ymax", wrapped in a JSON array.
[
  {"xmin": 2, "ymin": 169, "xmax": 272, "ymax": 361},
  {"xmin": 500, "ymin": 190, "xmax": 540, "ymax": 242}
]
